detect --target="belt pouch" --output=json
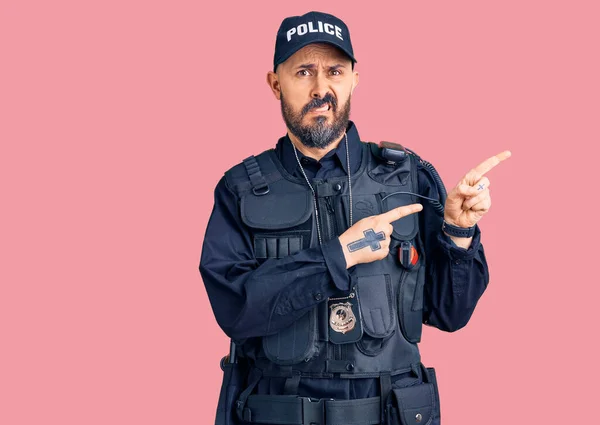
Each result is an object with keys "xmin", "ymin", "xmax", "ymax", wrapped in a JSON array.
[{"xmin": 387, "ymin": 381, "xmax": 437, "ymax": 425}]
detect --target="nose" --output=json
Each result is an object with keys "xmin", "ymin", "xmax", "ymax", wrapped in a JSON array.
[{"xmin": 310, "ymin": 73, "xmax": 329, "ymax": 99}]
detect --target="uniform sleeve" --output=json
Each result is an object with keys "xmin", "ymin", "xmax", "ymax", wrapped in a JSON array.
[
  {"xmin": 199, "ymin": 176, "xmax": 354, "ymax": 342},
  {"xmin": 417, "ymin": 162, "xmax": 490, "ymax": 332}
]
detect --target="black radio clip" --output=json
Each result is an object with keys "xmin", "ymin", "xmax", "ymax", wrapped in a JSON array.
[{"xmin": 371, "ymin": 141, "xmax": 408, "ymax": 165}]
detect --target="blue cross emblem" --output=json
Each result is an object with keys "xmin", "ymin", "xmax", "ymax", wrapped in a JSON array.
[{"xmin": 348, "ymin": 229, "xmax": 386, "ymax": 252}]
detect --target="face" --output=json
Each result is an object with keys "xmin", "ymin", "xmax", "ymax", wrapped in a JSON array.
[{"xmin": 267, "ymin": 43, "xmax": 359, "ymax": 149}]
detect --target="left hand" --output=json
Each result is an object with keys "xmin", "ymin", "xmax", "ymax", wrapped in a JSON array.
[{"xmin": 444, "ymin": 150, "xmax": 512, "ymax": 228}]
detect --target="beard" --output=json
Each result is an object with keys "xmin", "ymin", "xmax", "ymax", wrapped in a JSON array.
[{"xmin": 280, "ymin": 91, "xmax": 351, "ymax": 149}]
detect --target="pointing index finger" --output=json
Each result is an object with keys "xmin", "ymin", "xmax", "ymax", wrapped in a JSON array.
[
  {"xmin": 379, "ymin": 203, "xmax": 423, "ymax": 223},
  {"xmin": 472, "ymin": 150, "xmax": 512, "ymax": 178}
]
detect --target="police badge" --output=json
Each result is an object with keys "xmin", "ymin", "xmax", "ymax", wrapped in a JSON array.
[
  {"xmin": 327, "ymin": 287, "xmax": 363, "ymax": 344},
  {"xmin": 329, "ymin": 302, "xmax": 356, "ymax": 333}
]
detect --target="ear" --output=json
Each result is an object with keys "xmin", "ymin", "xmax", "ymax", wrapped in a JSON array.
[
  {"xmin": 351, "ymin": 71, "xmax": 359, "ymax": 94},
  {"xmin": 266, "ymin": 71, "xmax": 281, "ymax": 100}
]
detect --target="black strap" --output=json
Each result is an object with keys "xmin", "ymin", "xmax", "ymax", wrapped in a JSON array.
[
  {"xmin": 235, "ymin": 367, "xmax": 262, "ymax": 423},
  {"xmin": 379, "ymin": 373, "xmax": 391, "ymax": 424},
  {"xmin": 244, "ymin": 394, "xmax": 381, "ymax": 425},
  {"xmin": 419, "ymin": 362, "xmax": 431, "ymax": 383},
  {"xmin": 326, "ymin": 397, "xmax": 380, "ymax": 425},
  {"xmin": 283, "ymin": 373, "xmax": 301, "ymax": 395},
  {"xmin": 242, "ymin": 156, "xmax": 270, "ymax": 196}
]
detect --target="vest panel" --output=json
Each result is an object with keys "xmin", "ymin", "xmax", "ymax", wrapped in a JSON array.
[{"xmin": 224, "ymin": 142, "xmax": 429, "ymax": 378}]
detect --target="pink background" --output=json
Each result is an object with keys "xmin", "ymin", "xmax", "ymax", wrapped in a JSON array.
[{"xmin": 1, "ymin": 0, "xmax": 598, "ymax": 424}]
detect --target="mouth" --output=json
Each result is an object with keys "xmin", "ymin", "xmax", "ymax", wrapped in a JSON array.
[{"xmin": 310, "ymin": 104, "xmax": 331, "ymax": 113}]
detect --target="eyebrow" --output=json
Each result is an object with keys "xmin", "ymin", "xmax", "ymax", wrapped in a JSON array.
[{"xmin": 296, "ymin": 63, "xmax": 347, "ymax": 70}]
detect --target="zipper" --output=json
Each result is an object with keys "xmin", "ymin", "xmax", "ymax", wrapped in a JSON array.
[
  {"xmin": 325, "ymin": 196, "xmax": 335, "ymax": 214},
  {"xmin": 324, "ymin": 196, "xmax": 336, "ymax": 239},
  {"xmin": 324, "ymin": 192, "xmax": 344, "ymax": 361}
]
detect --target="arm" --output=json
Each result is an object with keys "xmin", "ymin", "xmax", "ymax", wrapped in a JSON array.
[
  {"xmin": 199, "ymin": 176, "xmax": 352, "ymax": 342},
  {"xmin": 417, "ymin": 163, "xmax": 490, "ymax": 332}
]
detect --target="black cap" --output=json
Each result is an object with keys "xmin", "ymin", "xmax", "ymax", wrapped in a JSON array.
[{"xmin": 273, "ymin": 11, "xmax": 357, "ymax": 72}]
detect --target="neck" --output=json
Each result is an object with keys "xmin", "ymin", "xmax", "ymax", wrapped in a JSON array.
[{"xmin": 287, "ymin": 130, "xmax": 346, "ymax": 161}]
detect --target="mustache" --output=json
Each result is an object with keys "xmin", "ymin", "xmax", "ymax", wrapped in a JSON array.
[{"xmin": 301, "ymin": 93, "xmax": 338, "ymax": 116}]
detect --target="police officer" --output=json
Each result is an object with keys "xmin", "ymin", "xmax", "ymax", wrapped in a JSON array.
[{"xmin": 199, "ymin": 11, "xmax": 510, "ymax": 425}]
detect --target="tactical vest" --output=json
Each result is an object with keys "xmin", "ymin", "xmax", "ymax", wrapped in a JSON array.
[{"xmin": 223, "ymin": 141, "xmax": 429, "ymax": 380}]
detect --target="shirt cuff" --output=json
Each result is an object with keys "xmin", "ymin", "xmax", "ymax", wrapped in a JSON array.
[
  {"xmin": 321, "ymin": 238, "xmax": 352, "ymax": 292},
  {"xmin": 437, "ymin": 224, "xmax": 482, "ymax": 261}
]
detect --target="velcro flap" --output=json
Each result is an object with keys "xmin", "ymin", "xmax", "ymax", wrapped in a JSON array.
[
  {"xmin": 392, "ymin": 383, "xmax": 435, "ymax": 425},
  {"xmin": 381, "ymin": 192, "xmax": 418, "ymax": 240},
  {"xmin": 356, "ymin": 274, "xmax": 395, "ymax": 338},
  {"xmin": 241, "ymin": 190, "xmax": 312, "ymax": 230},
  {"xmin": 263, "ymin": 308, "xmax": 317, "ymax": 365}
]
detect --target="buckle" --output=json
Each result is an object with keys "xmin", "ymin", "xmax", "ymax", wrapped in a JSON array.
[
  {"xmin": 252, "ymin": 184, "xmax": 270, "ymax": 196},
  {"xmin": 301, "ymin": 397, "xmax": 325, "ymax": 425}
]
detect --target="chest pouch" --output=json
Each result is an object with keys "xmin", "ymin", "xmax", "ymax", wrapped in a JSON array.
[{"xmin": 327, "ymin": 287, "xmax": 363, "ymax": 344}]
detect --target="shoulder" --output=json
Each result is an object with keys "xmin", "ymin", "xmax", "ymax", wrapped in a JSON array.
[
  {"xmin": 366, "ymin": 140, "xmax": 444, "ymax": 197},
  {"xmin": 221, "ymin": 148, "xmax": 278, "ymax": 194},
  {"xmin": 365, "ymin": 140, "xmax": 430, "ymax": 169},
  {"xmin": 365, "ymin": 140, "xmax": 431, "ymax": 174}
]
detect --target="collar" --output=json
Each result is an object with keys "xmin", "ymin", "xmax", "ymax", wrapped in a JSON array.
[{"xmin": 276, "ymin": 120, "xmax": 363, "ymax": 177}]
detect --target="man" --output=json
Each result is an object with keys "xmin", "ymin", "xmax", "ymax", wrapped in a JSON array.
[{"xmin": 199, "ymin": 11, "xmax": 510, "ymax": 425}]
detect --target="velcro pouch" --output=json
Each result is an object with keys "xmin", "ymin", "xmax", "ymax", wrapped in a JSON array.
[
  {"xmin": 397, "ymin": 261, "xmax": 425, "ymax": 344},
  {"xmin": 356, "ymin": 274, "xmax": 395, "ymax": 338},
  {"xmin": 390, "ymin": 383, "xmax": 436, "ymax": 425},
  {"xmin": 355, "ymin": 274, "xmax": 396, "ymax": 356},
  {"xmin": 380, "ymin": 190, "xmax": 418, "ymax": 241}
]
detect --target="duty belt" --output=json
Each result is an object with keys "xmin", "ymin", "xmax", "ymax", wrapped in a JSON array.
[{"xmin": 240, "ymin": 394, "xmax": 381, "ymax": 425}]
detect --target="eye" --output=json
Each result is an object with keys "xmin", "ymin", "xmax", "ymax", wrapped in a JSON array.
[
  {"xmin": 330, "ymin": 69, "xmax": 342, "ymax": 76},
  {"xmin": 297, "ymin": 69, "xmax": 311, "ymax": 76}
]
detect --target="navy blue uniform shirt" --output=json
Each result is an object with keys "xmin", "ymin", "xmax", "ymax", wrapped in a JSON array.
[{"xmin": 199, "ymin": 121, "xmax": 489, "ymax": 399}]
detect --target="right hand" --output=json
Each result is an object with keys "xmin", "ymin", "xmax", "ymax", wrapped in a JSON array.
[{"xmin": 338, "ymin": 203, "xmax": 423, "ymax": 269}]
